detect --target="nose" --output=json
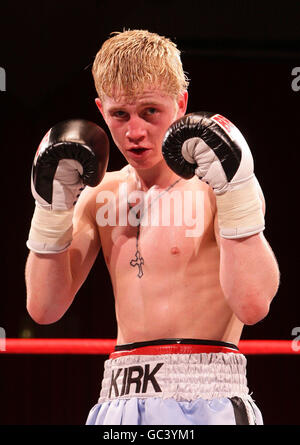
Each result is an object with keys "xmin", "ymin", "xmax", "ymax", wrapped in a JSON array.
[{"xmin": 125, "ymin": 116, "xmax": 147, "ymax": 144}]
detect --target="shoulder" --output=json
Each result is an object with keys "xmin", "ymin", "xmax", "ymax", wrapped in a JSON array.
[
  {"xmin": 81, "ymin": 165, "xmax": 130, "ymax": 200},
  {"xmin": 97, "ymin": 165, "xmax": 130, "ymax": 192},
  {"xmin": 184, "ymin": 175, "xmax": 217, "ymax": 211},
  {"xmin": 74, "ymin": 165, "xmax": 130, "ymax": 220}
]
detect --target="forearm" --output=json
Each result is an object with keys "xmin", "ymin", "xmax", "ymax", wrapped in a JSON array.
[
  {"xmin": 219, "ymin": 233, "xmax": 280, "ymax": 325},
  {"xmin": 25, "ymin": 250, "xmax": 75, "ymax": 324}
]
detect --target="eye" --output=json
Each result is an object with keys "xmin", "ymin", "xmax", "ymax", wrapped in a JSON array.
[
  {"xmin": 147, "ymin": 108, "xmax": 157, "ymax": 115},
  {"xmin": 144, "ymin": 107, "xmax": 159, "ymax": 117},
  {"xmin": 113, "ymin": 110, "xmax": 128, "ymax": 119}
]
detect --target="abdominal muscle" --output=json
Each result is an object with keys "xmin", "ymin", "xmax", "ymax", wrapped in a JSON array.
[{"xmin": 98, "ymin": 175, "xmax": 244, "ymax": 347}]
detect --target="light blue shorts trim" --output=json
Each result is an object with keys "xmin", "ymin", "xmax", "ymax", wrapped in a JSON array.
[{"xmin": 86, "ymin": 396, "xmax": 263, "ymax": 425}]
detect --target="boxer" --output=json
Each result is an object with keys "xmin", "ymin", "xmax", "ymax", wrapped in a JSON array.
[{"xmin": 25, "ymin": 30, "xmax": 280, "ymax": 425}]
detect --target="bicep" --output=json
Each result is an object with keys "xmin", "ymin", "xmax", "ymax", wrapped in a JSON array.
[{"xmin": 69, "ymin": 187, "xmax": 101, "ymax": 294}]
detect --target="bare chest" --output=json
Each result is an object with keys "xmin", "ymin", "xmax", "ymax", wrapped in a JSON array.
[{"xmin": 97, "ymin": 181, "xmax": 216, "ymax": 276}]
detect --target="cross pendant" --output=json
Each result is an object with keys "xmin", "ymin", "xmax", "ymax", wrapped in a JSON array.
[{"xmin": 130, "ymin": 250, "xmax": 145, "ymax": 278}]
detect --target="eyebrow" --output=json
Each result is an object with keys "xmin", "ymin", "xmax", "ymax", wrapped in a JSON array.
[
  {"xmin": 138, "ymin": 100, "xmax": 162, "ymax": 106},
  {"xmin": 107, "ymin": 106, "xmax": 126, "ymax": 112},
  {"xmin": 107, "ymin": 101, "xmax": 162, "ymax": 112}
]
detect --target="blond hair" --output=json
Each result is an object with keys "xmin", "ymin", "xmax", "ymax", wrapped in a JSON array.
[{"xmin": 92, "ymin": 29, "xmax": 189, "ymax": 100}]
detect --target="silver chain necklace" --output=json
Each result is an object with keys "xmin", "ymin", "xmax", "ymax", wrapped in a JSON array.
[{"xmin": 127, "ymin": 167, "xmax": 181, "ymax": 278}]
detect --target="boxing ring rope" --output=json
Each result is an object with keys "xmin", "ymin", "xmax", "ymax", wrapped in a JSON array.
[{"xmin": 0, "ymin": 339, "xmax": 299, "ymax": 355}]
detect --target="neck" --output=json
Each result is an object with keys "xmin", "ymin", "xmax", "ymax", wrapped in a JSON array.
[{"xmin": 131, "ymin": 160, "xmax": 181, "ymax": 191}]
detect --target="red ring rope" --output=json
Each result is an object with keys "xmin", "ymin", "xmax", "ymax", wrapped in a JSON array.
[{"xmin": 0, "ymin": 339, "xmax": 299, "ymax": 355}]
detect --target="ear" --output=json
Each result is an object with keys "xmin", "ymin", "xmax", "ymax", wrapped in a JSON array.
[
  {"xmin": 95, "ymin": 98, "xmax": 105, "ymax": 119},
  {"xmin": 176, "ymin": 91, "xmax": 188, "ymax": 119}
]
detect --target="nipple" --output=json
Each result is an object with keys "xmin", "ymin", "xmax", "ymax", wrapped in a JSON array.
[{"xmin": 170, "ymin": 246, "xmax": 180, "ymax": 255}]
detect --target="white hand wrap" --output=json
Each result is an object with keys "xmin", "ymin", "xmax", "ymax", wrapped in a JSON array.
[
  {"xmin": 216, "ymin": 177, "xmax": 265, "ymax": 239},
  {"xmin": 27, "ymin": 204, "xmax": 73, "ymax": 254}
]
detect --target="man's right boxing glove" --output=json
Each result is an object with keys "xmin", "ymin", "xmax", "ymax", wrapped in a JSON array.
[{"xmin": 27, "ymin": 119, "xmax": 109, "ymax": 254}]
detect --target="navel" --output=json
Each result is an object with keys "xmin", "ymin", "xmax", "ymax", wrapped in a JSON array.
[{"xmin": 170, "ymin": 246, "xmax": 180, "ymax": 255}]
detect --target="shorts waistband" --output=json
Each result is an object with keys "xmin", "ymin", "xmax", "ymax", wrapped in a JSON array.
[
  {"xmin": 99, "ymin": 346, "xmax": 248, "ymax": 403},
  {"xmin": 111, "ymin": 338, "xmax": 239, "ymax": 359}
]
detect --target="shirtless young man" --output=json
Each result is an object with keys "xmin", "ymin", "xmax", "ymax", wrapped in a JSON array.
[{"xmin": 25, "ymin": 30, "xmax": 280, "ymax": 425}]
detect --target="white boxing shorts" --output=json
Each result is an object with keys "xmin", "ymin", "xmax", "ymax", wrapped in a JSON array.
[{"xmin": 86, "ymin": 339, "xmax": 263, "ymax": 425}]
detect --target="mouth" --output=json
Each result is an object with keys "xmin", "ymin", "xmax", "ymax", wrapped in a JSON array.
[{"xmin": 127, "ymin": 147, "xmax": 150, "ymax": 157}]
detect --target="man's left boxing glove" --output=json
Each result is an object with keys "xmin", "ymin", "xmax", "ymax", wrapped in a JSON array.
[
  {"xmin": 162, "ymin": 112, "xmax": 265, "ymax": 239},
  {"xmin": 27, "ymin": 119, "xmax": 109, "ymax": 254}
]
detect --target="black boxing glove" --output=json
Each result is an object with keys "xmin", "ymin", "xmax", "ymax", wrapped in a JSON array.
[
  {"xmin": 162, "ymin": 112, "xmax": 264, "ymax": 239},
  {"xmin": 27, "ymin": 119, "xmax": 109, "ymax": 253}
]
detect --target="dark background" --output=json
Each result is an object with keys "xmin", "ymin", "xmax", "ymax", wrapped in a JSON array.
[{"xmin": 0, "ymin": 0, "xmax": 299, "ymax": 425}]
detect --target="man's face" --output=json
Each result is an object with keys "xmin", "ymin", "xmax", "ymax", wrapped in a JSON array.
[{"xmin": 96, "ymin": 88, "xmax": 188, "ymax": 170}]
